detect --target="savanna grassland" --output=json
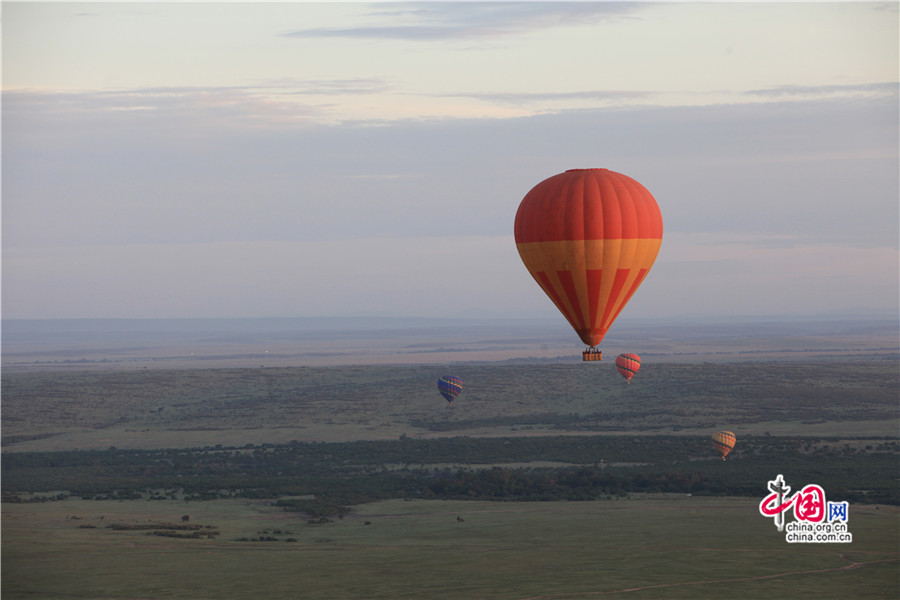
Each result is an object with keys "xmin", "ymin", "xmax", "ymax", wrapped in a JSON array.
[
  {"xmin": 3, "ymin": 496, "xmax": 898, "ymax": 600},
  {"xmin": 2, "ymin": 360, "xmax": 898, "ymax": 452},
  {"xmin": 2, "ymin": 318, "xmax": 898, "ymax": 599}
]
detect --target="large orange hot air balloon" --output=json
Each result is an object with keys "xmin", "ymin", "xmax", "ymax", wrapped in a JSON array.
[{"xmin": 514, "ymin": 169, "xmax": 663, "ymax": 360}]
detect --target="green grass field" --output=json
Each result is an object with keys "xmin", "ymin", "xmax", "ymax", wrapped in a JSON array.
[
  {"xmin": 3, "ymin": 495, "xmax": 897, "ymax": 599},
  {"xmin": 3, "ymin": 322, "xmax": 898, "ymax": 599}
]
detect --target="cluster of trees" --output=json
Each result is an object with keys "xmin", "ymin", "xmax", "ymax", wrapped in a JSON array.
[
  {"xmin": 98, "ymin": 521, "xmax": 220, "ymax": 539},
  {"xmin": 427, "ymin": 467, "xmax": 711, "ymax": 501},
  {"xmin": 234, "ymin": 534, "xmax": 299, "ymax": 543},
  {"xmin": 1, "ymin": 491, "xmax": 69, "ymax": 503},
  {"xmin": 3, "ymin": 435, "xmax": 898, "ymax": 511}
]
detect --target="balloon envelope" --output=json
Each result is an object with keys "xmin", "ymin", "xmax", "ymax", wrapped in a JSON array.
[
  {"xmin": 712, "ymin": 431, "xmax": 736, "ymax": 460},
  {"xmin": 514, "ymin": 169, "xmax": 663, "ymax": 348},
  {"xmin": 615, "ymin": 353, "xmax": 641, "ymax": 383},
  {"xmin": 437, "ymin": 376, "xmax": 463, "ymax": 405}
]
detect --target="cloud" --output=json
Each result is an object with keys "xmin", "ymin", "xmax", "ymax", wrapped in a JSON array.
[
  {"xmin": 280, "ymin": 3, "xmax": 640, "ymax": 42},
  {"xmin": 278, "ymin": 78, "xmax": 396, "ymax": 96},
  {"xmin": 4, "ymin": 83, "xmax": 896, "ymax": 319},
  {"xmin": 1, "ymin": 86, "xmax": 355, "ymax": 128},
  {"xmin": 436, "ymin": 89, "xmax": 657, "ymax": 106},
  {"xmin": 4, "ymin": 89, "xmax": 896, "ymax": 253},
  {"xmin": 744, "ymin": 81, "xmax": 898, "ymax": 101}
]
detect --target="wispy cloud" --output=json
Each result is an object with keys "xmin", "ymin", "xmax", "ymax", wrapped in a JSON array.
[
  {"xmin": 2, "ymin": 86, "xmax": 344, "ymax": 126},
  {"xmin": 262, "ymin": 78, "xmax": 396, "ymax": 96},
  {"xmin": 437, "ymin": 89, "xmax": 656, "ymax": 105},
  {"xmin": 745, "ymin": 81, "xmax": 898, "ymax": 100},
  {"xmin": 280, "ymin": 2, "xmax": 640, "ymax": 41}
]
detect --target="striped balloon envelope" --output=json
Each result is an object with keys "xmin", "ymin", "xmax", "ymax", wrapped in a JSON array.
[
  {"xmin": 514, "ymin": 169, "xmax": 663, "ymax": 360},
  {"xmin": 437, "ymin": 376, "xmax": 463, "ymax": 405},
  {"xmin": 712, "ymin": 431, "xmax": 737, "ymax": 461},
  {"xmin": 615, "ymin": 353, "xmax": 641, "ymax": 383}
]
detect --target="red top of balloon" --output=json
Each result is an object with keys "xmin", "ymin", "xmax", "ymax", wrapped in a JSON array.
[{"xmin": 514, "ymin": 168, "xmax": 662, "ymax": 244}]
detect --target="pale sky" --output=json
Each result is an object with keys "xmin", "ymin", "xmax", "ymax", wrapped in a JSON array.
[{"xmin": 3, "ymin": 2, "xmax": 898, "ymax": 320}]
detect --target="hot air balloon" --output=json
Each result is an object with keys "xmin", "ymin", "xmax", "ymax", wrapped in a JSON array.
[
  {"xmin": 712, "ymin": 431, "xmax": 736, "ymax": 461},
  {"xmin": 514, "ymin": 169, "xmax": 663, "ymax": 361},
  {"xmin": 615, "ymin": 353, "xmax": 641, "ymax": 383},
  {"xmin": 437, "ymin": 376, "xmax": 463, "ymax": 405}
]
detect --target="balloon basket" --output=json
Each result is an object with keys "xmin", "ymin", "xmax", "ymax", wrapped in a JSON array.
[{"xmin": 582, "ymin": 349, "xmax": 603, "ymax": 361}]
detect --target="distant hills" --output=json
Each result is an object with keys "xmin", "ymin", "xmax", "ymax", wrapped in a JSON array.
[{"xmin": 2, "ymin": 315, "xmax": 897, "ymax": 371}]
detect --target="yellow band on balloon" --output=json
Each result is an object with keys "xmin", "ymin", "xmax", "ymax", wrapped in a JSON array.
[{"xmin": 516, "ymin": 238, "xmax": 662, "ymax": 346}]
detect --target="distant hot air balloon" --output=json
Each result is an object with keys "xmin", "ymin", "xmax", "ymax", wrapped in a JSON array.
[
  {"xmin": 437, "ymin": 376, "xmax": 463, "ymax": 405},
  {"xmin": 514, "ymin": 169, "xmax": 663, "ymax": 361},
  {"xmin": 712, "ymin": 431, "xmax": 736, "ymax": 461},
  {"xmin": 615, "ymin": 353, "xmax": 641, "ymax": 383}
]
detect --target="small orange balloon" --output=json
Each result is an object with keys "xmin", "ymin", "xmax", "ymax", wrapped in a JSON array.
[
  {"xmin": 712, "ymin": 431, "xmax": 736, "ymax": 461},
  {"xmin": 615, "ymin": 353, "xmax": 641, "ymax": 383}
]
